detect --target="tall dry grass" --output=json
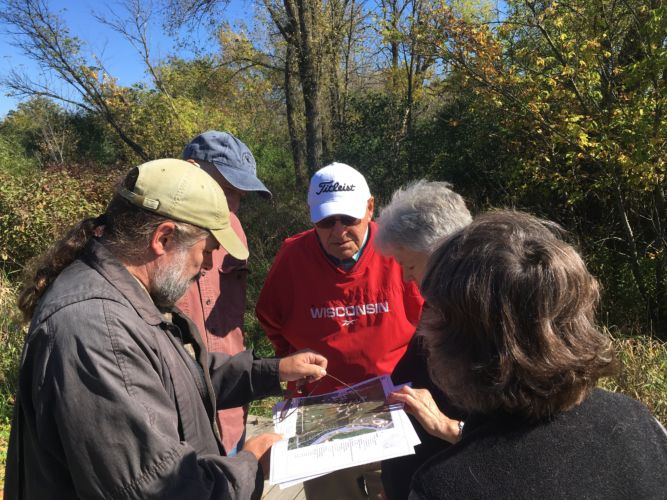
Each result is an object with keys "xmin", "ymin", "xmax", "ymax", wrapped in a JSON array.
[{"xmin": 599, "ymin": 331, "xmax": 667, "ymax": 425}]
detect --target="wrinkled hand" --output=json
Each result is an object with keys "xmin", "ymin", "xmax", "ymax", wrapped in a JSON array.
[
  {"xmin": 388, "ymin": 386, "xmax": 460, "ymax": 443},
  {"xmin": 242, "ymin": 433, "xmax": 283, "ymax": 479},
  {"xmin": 278, "ymin": 350, "xmax": 327, "ymax": 383}
]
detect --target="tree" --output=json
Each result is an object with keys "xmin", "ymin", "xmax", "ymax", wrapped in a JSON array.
[
  {"xmin": 422, "ymin": 0, "xmax": 667, "ymax": 336},
  {"xmin": 263, "ymin": 0, "xmax": 325, "ymax": 172},
  {"xmin": 0, "ymin": 97, "xmax": 75, "ymax": 166},
  {"xmin": 0, "ymin": 0, "xmax": 150, "ymax": 160}
]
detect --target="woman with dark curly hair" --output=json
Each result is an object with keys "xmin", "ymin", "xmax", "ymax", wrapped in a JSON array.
[{"xmin": 399, "ymin": 210, "xmax": 667, "ymax": 499}]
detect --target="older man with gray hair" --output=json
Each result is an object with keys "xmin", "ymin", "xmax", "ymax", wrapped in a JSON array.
[
  {"xmin": 375, "ymin": 180, "xmax": 472, "ymax": 500},
  {"xmin": 257, "ymin": 163, "xmax": 424, "ymax": 500}
]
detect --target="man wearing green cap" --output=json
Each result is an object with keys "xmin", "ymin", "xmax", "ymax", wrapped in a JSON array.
[{"xmin": 5, "ymin": 159, "xmax": 327, "ymax": 500}]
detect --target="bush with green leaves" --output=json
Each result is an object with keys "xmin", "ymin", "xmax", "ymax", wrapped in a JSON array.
[
  {"xmin": 0, "ymin": 135, "xmax": 36, "ymax": 177},
  {"xmin": 0, "ymin": 167, "xmax": 120, "ymax": 274},
  {"xmin": 240, "ymin": 148, "xmax": 311, "ymax": 357}
]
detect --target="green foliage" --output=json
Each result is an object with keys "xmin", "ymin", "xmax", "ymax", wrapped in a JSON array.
[
  {"xmin": 0, "ymin": 135, "xmax": 36, "ymax": 176},
  {"xmin": 0, "ymin": 167, "xmax": 119, "ymax": 273},
  {"xmin": 0, "ymin": 271, "xmax": 28, "ymax": 489},
  {"xmin": 417, "ymin": 0, "xmax": 667, "ymax": 337},
  {"xmin": 405, "ymin": 80, "xmax": 521, "ymax": 212},
  {"xmin": 68, "ymin": 113, "xmax": 123, "ymax": 165},
  {"xmin": 241, "ymin": 148, "xmax": 311, "ymax": 357},
  {"xmin": 335, "ymin": 92, "xmax": 412, "ymax": 199},
  {"xmin": 249, "ymin": 395, "xmax": 282, "ymax": 419},
  {"xmin": 0, "ymin": 98, "xmax": 77, "ymax": 166},
  {"xmin": 0, "ymin": 272, "xmax": 25, "ymax": 421},
  {"xmin": 0, "ymin": 98, "xmax": 123, "ymax": 168},
  {"xmin": 99, "ymin": 83, "xmax": 204, "ymax": 162}
]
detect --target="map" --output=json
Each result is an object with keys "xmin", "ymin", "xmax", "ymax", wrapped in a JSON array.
[
  {"xmin": 270, "ymin": 375, "xmax": 420, "ymax": 487},
  {"xmin": 287, "ymin": 376, "xmax": 394, "ymax": 449}
]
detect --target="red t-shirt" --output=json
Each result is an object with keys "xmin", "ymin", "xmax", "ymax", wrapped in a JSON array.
[{"xmin": 256, "ymin": 222, "xmax": 423, "ymax": 395}]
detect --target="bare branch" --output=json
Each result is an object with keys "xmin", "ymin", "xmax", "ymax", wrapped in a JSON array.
[{"xmin": 0, "ymin": 0, "xmax": 148, "ymax": 159}]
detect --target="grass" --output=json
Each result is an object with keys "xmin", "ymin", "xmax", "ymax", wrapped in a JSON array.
[
  {"xmin": 0, "ymin": 272, "xmax": 665, "ymax": 491},
  {"xmin": 598, "ymin": 330, "xmax": 667, "ymax": 425}
]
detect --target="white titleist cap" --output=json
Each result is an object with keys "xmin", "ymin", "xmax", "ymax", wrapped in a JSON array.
[{"xmin": 307, "ymin": 162, "xmax": 371, "ymax": 223}]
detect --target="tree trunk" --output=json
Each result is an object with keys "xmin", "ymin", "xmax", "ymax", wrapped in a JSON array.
[
  {"xmin": 614, "ymin": 181, "xmax": 655, "ymax": 327},
  {"xmin": 653, "ymin": 185, "xmax": 666, "ymax": 339},
  {"xmin": 295, "ymin": 0, "xmax": 323, "ymax": 173},
  {"xmin": 285, "ymin": 44, "xmax": 307, "ymax": 188}
]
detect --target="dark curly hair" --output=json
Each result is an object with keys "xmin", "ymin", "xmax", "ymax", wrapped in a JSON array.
[{"xmin": 420, "ymin": 210, "xmax": 615, "ymax": 420}]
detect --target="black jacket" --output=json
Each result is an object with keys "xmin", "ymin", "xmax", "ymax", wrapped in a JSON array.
[
  {"xmin": 5, "ymin": 241, "xmax": 282, "ymax": 499},
  {"xmin": 410, "ymin": 389, "xmax": 667, "ymax": 499},
  {"xmin": 382, "ymin": 333, "xmax": 466, "ymax": 500}
]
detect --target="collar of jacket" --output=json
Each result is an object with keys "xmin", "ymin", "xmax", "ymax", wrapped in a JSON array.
[{"xmin": 83, "ymin": 239, "xmax": 165, "ymax": 326}]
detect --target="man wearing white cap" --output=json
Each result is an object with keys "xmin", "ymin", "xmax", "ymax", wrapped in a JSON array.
[{"xmin": 256, "ymin": 162, "xmax": 423, "ymax": 499}]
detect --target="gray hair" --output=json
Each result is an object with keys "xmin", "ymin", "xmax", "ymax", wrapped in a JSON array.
[{"xmin": 375, "ymin": 180, "xmax": 472, "ymax": 254}]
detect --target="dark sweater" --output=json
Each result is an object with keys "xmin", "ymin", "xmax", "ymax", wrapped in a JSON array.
[
  {"xmin": 381, "ymin": 334, "xmax": 467, "ymax": 500},
  {"xmin": 410, "ymin": 389, "xmax": 667, "ymax": 500}
]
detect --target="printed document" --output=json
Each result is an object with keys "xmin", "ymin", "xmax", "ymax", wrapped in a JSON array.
[{"xmin": 269, "ymin": 375, "xmax": 420, "ymax": 487}]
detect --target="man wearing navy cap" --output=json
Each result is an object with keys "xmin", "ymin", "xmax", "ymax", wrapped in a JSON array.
[{"xmin": 177, "ymin": 131, "xmax": 271, "ymax": 456}]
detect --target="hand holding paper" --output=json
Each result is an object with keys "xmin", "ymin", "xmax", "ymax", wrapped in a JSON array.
[
  {"xmin": 278, "ymin": 350, "xmax": 328, "ymax": 383},
  {"xmin": 388, "ymin": 386, "xmax": 460, "ymax": 444},
  {"xmin": 243, "ymin": 433, "xmax": 283, "ymax": 478},
  {"xmin": 269, "ymin": 375, "xmax": 421, "ymax": 488}
]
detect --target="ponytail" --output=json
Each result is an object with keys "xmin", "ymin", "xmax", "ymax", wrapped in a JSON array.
[
  {"xmin": 18, "ymin": 166, "xmax": 209, "ymax": 322},
  {"xmin": 17, "ymin": 216, "xmax": 105, "ymax": 322}
]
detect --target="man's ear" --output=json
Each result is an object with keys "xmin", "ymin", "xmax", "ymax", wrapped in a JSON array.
[
  {"xmin": 367, "ymin": 197, "xmax": 375, "ymax": 219},
  {"xmin": 150, "ymin": 222, "xmax": 178, "ymax": 257}
]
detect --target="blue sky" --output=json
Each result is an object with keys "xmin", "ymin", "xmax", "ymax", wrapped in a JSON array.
[{"xmin": 0, "ymin": 0, "xmax": 253, "ymax": 118}]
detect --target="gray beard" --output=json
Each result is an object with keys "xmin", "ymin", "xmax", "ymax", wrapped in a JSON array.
[{"xmin": 151, "ymin": 250, "xmax": 197, "ymax": 307}]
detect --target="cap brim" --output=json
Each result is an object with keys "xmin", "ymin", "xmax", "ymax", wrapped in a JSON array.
[
  {"xmin": 310, "ymin": 199, "xmax": 368, "ymax": 223},
  {"xmin": 213, "ymin": 162, "xmax": 272, "ymax": 199},
  {"xmin": 211, "ymin": 226, "xmax": 249, "ymax": 260}
]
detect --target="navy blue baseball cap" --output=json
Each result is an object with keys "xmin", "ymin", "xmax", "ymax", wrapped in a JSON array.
[{"xmin": 182, "ymin": 131, "xmax": 272, "ymax": 198}]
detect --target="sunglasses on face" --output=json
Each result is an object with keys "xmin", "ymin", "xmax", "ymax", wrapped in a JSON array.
[{"xmin": 315, "ymin": 215, "xmax": 362, "ymax": 229}]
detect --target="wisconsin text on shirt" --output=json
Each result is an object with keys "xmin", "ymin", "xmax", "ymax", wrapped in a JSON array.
[{"xmin": 310, "ymin": 302, "xmax": 390, "ymax": 319}]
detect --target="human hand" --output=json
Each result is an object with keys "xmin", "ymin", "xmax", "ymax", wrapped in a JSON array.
[
  {"xmin": 388, "ymin": 386, "xmax": 460, "ymax": 443},
  {"xmin": 278, "ymin": 350, "xmax": 327, "ymax": 383},
  {"xmin": 242, "ymin": 433, "xmax": 283, "ymax": 478}
]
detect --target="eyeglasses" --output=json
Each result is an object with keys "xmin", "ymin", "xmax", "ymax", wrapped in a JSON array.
[{"xmin": 315, "ymin": 215, "xmax": 362, "ymax": 229}]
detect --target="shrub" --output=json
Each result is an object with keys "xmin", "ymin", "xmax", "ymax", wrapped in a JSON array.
[
  {"xmin": 240, "ymin": 152, "xmax": 311, "ymax": 358},
  {"xmin": 0, "ymin": 166, "xmax": 121, "ymax": 274},
  {"xmin": 0, "ymin": 271, "xmax": 28, "ymax": 488},
  {"xmin": 0, "ymin": 135, "xmax": 36, "ymax": 177}
]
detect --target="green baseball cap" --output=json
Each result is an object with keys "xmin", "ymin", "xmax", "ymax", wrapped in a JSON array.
[{"xmin": 118, "ymin": 158, "xmax": 249, "ymax": 260}]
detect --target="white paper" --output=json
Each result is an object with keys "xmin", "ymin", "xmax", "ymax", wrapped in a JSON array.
[{"xmin": 269, "ymin": 375, "xmax": 420, "ymax": 486}]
